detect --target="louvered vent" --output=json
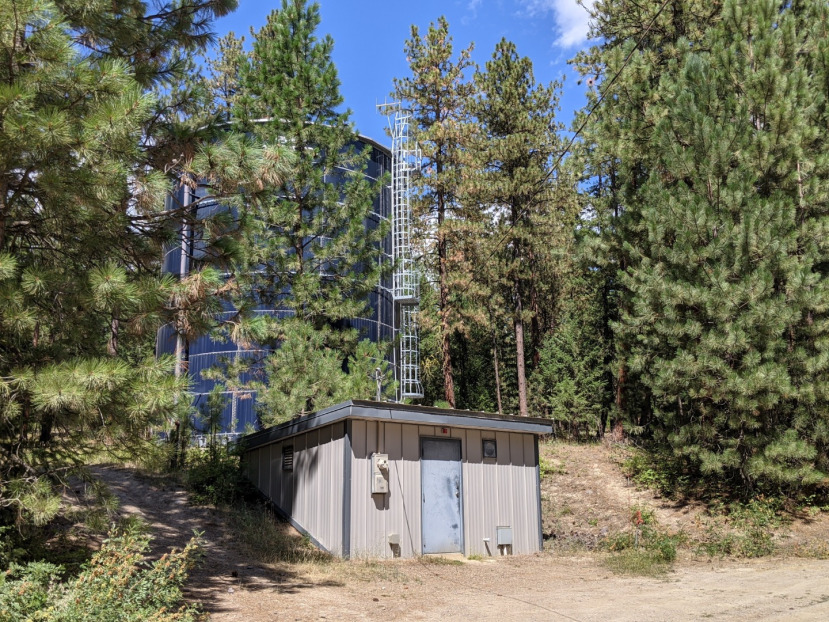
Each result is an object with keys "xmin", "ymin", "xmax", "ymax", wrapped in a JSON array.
[{"xmin": 282, "ymin": 445, "xmax": 294, "ymax": 471}]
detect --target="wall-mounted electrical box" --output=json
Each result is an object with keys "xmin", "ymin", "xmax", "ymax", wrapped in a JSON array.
[
  {"xmin": 497, "ymin": 526, "xmax": 513, "ymax": 546},
  {"xmin": 371, "ymin": 453, "xmax": 389, "ymax": 494},
  {"xmin": 497, "ymin": 526, "xmax": 513, "ymax": 555}
]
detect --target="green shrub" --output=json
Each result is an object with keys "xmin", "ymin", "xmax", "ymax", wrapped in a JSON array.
[
  {"xmin": 601, "ymin": 505, "xmax": 683, "ymax": 574},
  {"xmin": 697, "ymin": 497, "xmax": 783, "ymax": 558},
  {"xmin": 620, "ymin": 448, "xmax": 691, "ymax": 498},
  {"xmin": 0, "ymin": 523, "xmax": 202, "ymax": 622},
  {"xmin": 0, "ymin": 561, "xmax": 63, "ymax": 621},
  {"xmin": 185, "ymin": 444, "xmax": 244, "ymax": 506},
  {"xmin": 652, "ymin": 531, "xmax": 678, "ymax": 563}
]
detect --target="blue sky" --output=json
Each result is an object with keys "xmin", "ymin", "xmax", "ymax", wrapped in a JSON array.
[{"xmin": 214, "ymin": 0, "xmax": 595, "ymax": 144}]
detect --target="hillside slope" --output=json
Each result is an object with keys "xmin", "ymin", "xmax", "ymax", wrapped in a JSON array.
[{"xmin": 89, "ymin": 441, "xmax": 829, "ymax": 621}]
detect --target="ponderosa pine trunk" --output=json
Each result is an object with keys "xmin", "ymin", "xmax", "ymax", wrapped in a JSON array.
[
  {"xmin": 438, "ymin": 205, "xmax": 456, "ymax": 408},
  {"xmin": 492, "ymin": 328, "xmax": 503, "ymax": 415},
  {"xmin": 513, "ymin": 276, "xmax": 528, "ymax": 417}
]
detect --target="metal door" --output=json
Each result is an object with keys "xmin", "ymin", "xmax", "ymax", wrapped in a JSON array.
[{"xmin": 421, "ymin": 438, "xmax": 463, "ymax": 554}]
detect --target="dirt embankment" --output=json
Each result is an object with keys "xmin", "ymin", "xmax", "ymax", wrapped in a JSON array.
[
  {"xmin": 94, "ymin": 443, "xmax": 829, "ymax": 622},
  {"xmin": 542, "ymin": 442, "xmax": 707, "ymax": 549},
  {"xmin": 541, "ymin": 442, "xmax": 829, "ymax": 556}
]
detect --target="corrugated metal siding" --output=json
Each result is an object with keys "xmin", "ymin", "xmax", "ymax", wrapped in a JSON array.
[
  {"xmin": 350, "ymin": 420, "xmax": 422, "ymax": 559},
  {"xmin": 244, "ymin": 422, "xmax": 345, "ymax": 555},
  {"xmin": 246, "ymin": 447, "xmax": 259, "ymax": 489},
  {"xmin": 293, "ymin": 425, "xmax": 345, "ymax": 554},
  {"xmin": 445, "ymin": 428, "xmax": 539, "ymax": 556},
  {"xmin": 349, "ymin": 422, "xmax": 540, "ymax": 559}
]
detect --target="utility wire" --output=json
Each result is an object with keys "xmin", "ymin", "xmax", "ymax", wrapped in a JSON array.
[{"xmin": 450, "ymin": 0, "xmax": 672, "ymax": 299}]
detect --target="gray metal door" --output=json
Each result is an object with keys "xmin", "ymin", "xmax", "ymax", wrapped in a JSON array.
[{"xmin": 421, "ymin": 438, "xmax": 463, "ymax": 554}]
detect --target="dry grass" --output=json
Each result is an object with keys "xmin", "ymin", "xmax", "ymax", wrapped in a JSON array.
[
  {"xmin": 227, "ymin": 502, "xmax": 332, "ymax": 566},
  {"xmin": 602, "ymin": 549, "xmax": 675, "ymax": 578},
  {"xmin": 220, "ymin": 500, "xmax": 423, "ymax": 587}
]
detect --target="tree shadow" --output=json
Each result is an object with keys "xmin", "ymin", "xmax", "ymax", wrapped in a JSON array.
[{"xmin": 92, "ymin": 465, "xmax": 343, "ymax": 617}]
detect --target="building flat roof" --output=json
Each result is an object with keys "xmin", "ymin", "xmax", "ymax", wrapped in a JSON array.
[{"xmin": 242, "ymin": 400, "xmax": 553, "ymax": 450}]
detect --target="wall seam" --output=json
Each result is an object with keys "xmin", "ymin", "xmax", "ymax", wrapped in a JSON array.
[
  {"xmin": 342, "ymin": 419, "xmax": 352, "ymax": 559},
  {"xmin": 535, "ymin": 436, "xmax": 543, "ymax": 552}
]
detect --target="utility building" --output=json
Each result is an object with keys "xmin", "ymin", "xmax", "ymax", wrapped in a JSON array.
[{"xmin": 243, "ymin": 400, "xmax": 551, "ymax": 559}]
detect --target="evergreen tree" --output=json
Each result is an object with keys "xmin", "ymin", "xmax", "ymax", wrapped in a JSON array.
[
  {"xmin": 620, "ymin": 0, "xmax": 829, "ymax": 491},
  {"xmin": 230, "ymin": 0, "xmax": 390, "ymax": 424},
  {"xmin": 531, "ymin": 270, "xmax": 609, "ymax": 438},
  {"xmin": 253, "ymin": 319, "xmax": 394, "ymax": 420},
  {"xmin": 205, "ymin": 31, "xmax": 246, "ymax": 122},
  {"xmin": 465, "ymin": 39, "xmax": 577, "ymax": 417},
  {"xmin": 0, "ymin": 0, "xmax": 271, "ymax": 523},
  {"xmin": 392, "ymin": 16, "xmax": 476, "ymax": 408},
  {"xmin": 574, "ymin": 0, "xmax": 722, "ymax": 432}
]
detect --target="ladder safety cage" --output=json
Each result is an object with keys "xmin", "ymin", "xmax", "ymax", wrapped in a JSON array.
[{"xmin": 378, "ymin": 102, "xmax": 423, "ymax": 399}]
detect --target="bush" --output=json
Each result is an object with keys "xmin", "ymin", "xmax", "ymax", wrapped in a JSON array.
[
  {"xmin": 697, "ymin": 497, "xmax": 783, "ymax": 558},
  {"xmin": 0, "ymin": 561, "xmax": 63, "ymax": 621},
  {"xmin": 185, "ymin": 444, "xmax": 245, "ymax": 506},
  {"xmin": 0, "ymin": 523, "xmax": 202, "ymax": 622},
  {"xmin": 601, "ymin": 505, "xmax": 683, "ymax": 574},
  {"xmin": 0, "ymin": 526, "xmax": 26, "ymax": 571},
  {"xmin": 620, "ymin": 447, "xmax": 692, "ymax": 499}
]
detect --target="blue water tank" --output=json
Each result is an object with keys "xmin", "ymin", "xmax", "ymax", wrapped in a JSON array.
[{"xmin": 157, "ymin": 136, "xmax": 394, "ymax": 437}]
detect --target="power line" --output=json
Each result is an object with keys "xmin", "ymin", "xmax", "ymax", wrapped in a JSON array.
[{"xmin": 450, "ymin": 0, "xmax": 672, "ymax": 299}]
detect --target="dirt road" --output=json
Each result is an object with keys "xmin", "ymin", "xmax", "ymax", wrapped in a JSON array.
[
  {"xmin": 96, "ymin": 464, "xmax": 829, "ymax": 622},
  {"xmin": 199, "ymin": 553, "xmax": 829, "ymax": 621}
]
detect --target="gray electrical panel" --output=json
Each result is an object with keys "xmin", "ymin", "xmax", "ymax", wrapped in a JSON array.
[{"xmin": 371, "ymin": 453, "xmax": 389, "ymax": 494}]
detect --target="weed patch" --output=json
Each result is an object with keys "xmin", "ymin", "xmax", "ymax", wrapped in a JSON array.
[
  {"xmin": 601, "ymin": 506, "xmax": 683, "ymax": 575},
  {"xmin": 0, "ymin": 521, "xmax": 201, "ymax": 622},
  {"xmin": 790, "ymin": 540, "xmax": 829, "ymax": 559},
  {"xmin": 225, "ymin": 502, "xmax": 332, "ymax": 566},
  {"xmin": 539, "ymin": 453, "xmax": 566, "ymax": 478},
  {"xmin": 695, "ymin": 497, "xmax": 784, "ymax": 558},
  {"xmin": 419, "ymin": 555, "xmax": 463, "ymax": 566},
  {"xmin": 603, "ymin": 549, "xmax": 673, "ymax": 578}
]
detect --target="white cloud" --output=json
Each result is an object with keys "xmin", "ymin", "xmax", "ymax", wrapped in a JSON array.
[
  {"xmin": 464, "ymin": 0, "xmax": 483, "ymax": 24},
  {"xmin": 519, "ymin": 0, "xmax": 595, "ymax": 48}
]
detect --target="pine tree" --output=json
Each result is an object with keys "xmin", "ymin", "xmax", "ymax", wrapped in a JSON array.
[
  {"xmin": 205, "ymin": 31, "xmax": 247, "ymax": 122},
  {"xmin": 392, "ymin": 16, "xmax": 476, "ymax": 408},
  {"xmin": 574, "ymin": 0, "xmax": 723, "ymax": 431},
  {"xmin": 252, "ymin": 319, "xmax": 394, "ymax": 421},
  {"xmin": 531, "ymin": 270, "xmax": 609, "ymax": 438},
  {"xmin": 619, "ymin": 0, "xmax": 829, "ymax": 491},
  {"xmin": 0, "ymin": 0, "xmax": 271, "ymax": 523},
  {"xmin": 465, "ymin": 39, "xmax": 576, "ymax": 417},
  {"xmin": 229, "ymin": 0, "xmax": 390, "ymax": 424}
]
